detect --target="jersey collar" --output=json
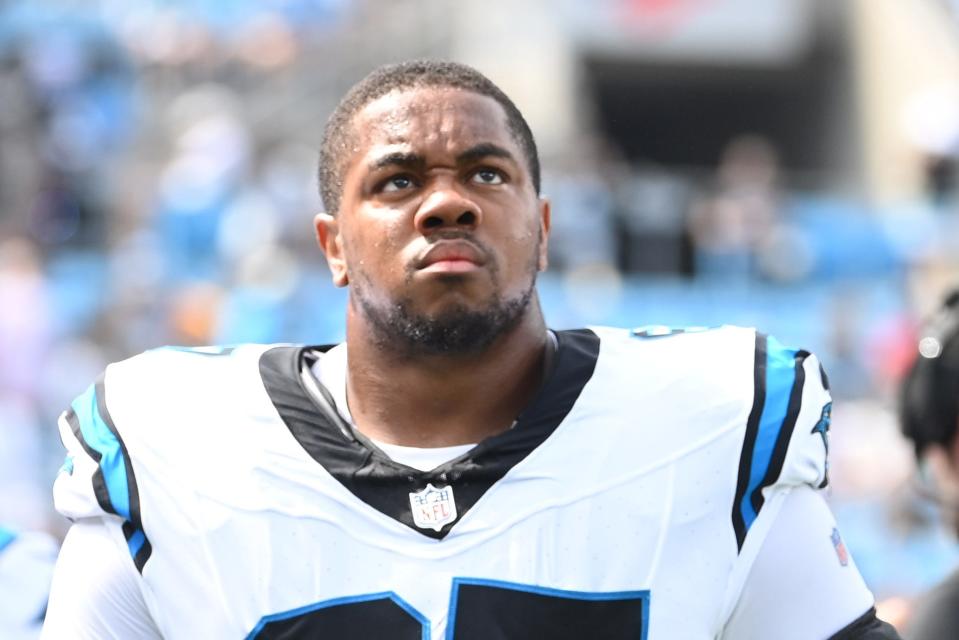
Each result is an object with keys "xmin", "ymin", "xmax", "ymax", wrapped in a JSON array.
[{"xmin": 258, "ymin": 329, "xmax": 600, "ymax": 540}]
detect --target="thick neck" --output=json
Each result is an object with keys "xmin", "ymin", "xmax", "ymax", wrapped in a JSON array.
[{"xmin": 343, "ymin": 298, "xmax": 550, "ymax": 448}]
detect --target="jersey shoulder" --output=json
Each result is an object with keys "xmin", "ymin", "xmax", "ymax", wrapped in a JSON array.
[
  {"xmin": 51, "ymin": 344, "xmax": 287, "ymax": 529},
  {"xmin": 586, "ymin": 324, "xmax": 762, "ymax": 437},
  {"xmin": 63, "ymin": 343, "xmax": 280, "ymax": 454},
  {"xmin": 586, "ymin": 325, "xmax": 832, "ymax": 544}
]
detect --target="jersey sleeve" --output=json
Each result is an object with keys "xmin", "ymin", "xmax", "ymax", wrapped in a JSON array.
[
  {"xmin": 42, "ymin": 519, "xmax": 162, "ymax": 639},
  {"xmin": 720, "ymin": 333, "xmax": 867, "ymax": 632},
  {"xmin": 731, "ymin": 333, "xmax": 833, "ymax": 551},
  {"xmin": 722, "ymin": 486, "xmax": 888, "ymax": 639},
  {"xmin": 52, "ymin": 370, "xmax": 151, "ymax": 572}
]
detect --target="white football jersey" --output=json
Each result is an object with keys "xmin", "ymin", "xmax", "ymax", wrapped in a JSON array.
[{"xmin": 53, "ymin": 326, "xmax": 835, "ymax": 639}]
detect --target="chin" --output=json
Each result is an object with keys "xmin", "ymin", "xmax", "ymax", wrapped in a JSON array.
[{"xmin": 371, "ymin": 291, "xmax": 531, "ymax": 356}]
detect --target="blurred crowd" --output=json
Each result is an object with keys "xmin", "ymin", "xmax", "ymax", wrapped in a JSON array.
[{"xmin": 1, "ymin": 0, "xmax": 959, "ymax": 621}]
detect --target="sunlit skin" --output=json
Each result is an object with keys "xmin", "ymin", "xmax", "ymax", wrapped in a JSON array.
[{"xmin": 315, "ymin": 87, "xmax": 552, "ymax": 447}]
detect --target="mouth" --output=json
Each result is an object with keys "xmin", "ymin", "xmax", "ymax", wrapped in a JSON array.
[{"xmin": 415, "ymin": 239, "xmax": 487, "ymax": 274}]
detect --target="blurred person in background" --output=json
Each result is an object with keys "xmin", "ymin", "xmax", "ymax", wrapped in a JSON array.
[
  {"xmin": 0, "ymin": 525, "xmax": 57, "ymax": 639},
  {"xmin": 0, "ymin": 238, "xmax": 57, "ymax": 531},
  {"xmin": 0, "ymin": 238, "xmax": 61, "ymax": 638},
  {"xmin": 900, "ymin": 289, "xmax": 959, "ymax": 639},
  {"xmin": 0, "ymin": 238, "xmax": 52, "ymax": 404},
  {"xmin": 687, "ymin": 134, "xmax": 779, "ymax": 281}
]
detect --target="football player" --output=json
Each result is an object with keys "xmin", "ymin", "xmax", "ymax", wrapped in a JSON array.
[
  {"xmin": 43, "ymin": 60, "xmax": 900, "ymax": 639},
  {"xmin": 0, "ymin": 525, "xmax": 57, "ymax": 639},
  {"xmin": 900, "ymin": 289, "xmax": 959, "ymax": 639}
]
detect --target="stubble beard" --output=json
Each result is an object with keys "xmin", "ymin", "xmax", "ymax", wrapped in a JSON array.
[{"xmin": 351, "ymin": 251, "xmax": 540, "ymax": 358}]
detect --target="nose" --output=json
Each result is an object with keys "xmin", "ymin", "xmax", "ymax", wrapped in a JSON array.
[{"xmin": 413, "ymin": 181, "xmax": 482, "ymax": 234}]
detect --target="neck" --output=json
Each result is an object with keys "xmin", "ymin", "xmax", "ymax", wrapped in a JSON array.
[{"xmin": 343, "ymin": 299, "xmax": 550, "ymax": 447}]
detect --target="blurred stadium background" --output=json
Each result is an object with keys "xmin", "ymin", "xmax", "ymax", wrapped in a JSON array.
[{"xmin": 1, "ymin": 0, "xmax": 958, "ymax": 619}]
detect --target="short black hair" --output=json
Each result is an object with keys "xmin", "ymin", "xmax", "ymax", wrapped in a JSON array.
[
  {"xmin": 318, "ymin": 59, "xmax": 540, "ymax": 214},
  {"xmin": 901, "ymin": 290, "xmax": 959, "ymax": 457}
]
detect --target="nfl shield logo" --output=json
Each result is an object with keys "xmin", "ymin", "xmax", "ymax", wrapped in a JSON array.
[
  {"xmin": 409, "ymin": 483, "xmax": 458, "ymax": 531},
  {"xmin": 831, "ymin": 527, "xmax": 849, "ymax": 567}
]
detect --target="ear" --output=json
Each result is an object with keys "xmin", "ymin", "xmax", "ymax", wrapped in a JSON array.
[
  {"xmin": 314, "ymin": 213, "xmax": 349, "ymax": 287},
  {"xmin": 537, "ymin": 197, "xmax": 551, "ymax": 272}
]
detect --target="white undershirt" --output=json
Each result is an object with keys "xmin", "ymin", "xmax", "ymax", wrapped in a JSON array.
[
  {"xmin": 310, "ymin": 343, "xmax": 352, "ymax": 426},
  {"xmin": 372, "ymin": 440, "xmax": 475, "ymax": 472}
]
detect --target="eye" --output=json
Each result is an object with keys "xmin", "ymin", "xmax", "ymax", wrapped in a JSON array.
[
  {"xmin": 380, "ymin": 174, "xmax": 417, "ymax": 193},
  {"xmin": 470, "ymin": 168, "xmax": 505, "ymax": 185}
]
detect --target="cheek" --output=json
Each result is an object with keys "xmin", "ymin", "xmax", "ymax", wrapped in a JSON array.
[
  {"xmin": 493, "ymin": 231, "xmax": 541, "ymax": 288},
  {"xmin": 500, "ymin": 218, "xmax": 542, "ymax": 262},
  {"xmin": 344, "ymin": 214, "xmax": 409, "ymax": 274}
]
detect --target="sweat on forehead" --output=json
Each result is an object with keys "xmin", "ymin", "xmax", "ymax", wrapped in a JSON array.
[{"xmin": 318, "ymin": 59, "xmax": 541, "ymax": 215}]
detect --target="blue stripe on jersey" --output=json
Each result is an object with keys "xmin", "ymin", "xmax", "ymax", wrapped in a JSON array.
[
  {"xmin": 449, "ymin": 577, "xmax": 651, "ymax": 602},
  {"xmin": 70, "ymin": 381, "xmax": 152, "ymax": 571},
  {"xmin": 0, "ymin": 526, "xmax": 16, "ymax": 553},
  {"xmin": 126, "ymin": 527, "xmax": 146, "ymax": 560},
  {"xmin": 739, "ymin": 335, "xmax": 798, "ymax": 532},
  {"xmin": 71, "ymin": 384, "xmax": 132, "ymax": 521}
]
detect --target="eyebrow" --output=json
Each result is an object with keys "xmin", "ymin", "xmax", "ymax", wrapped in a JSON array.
[
  {"xmin": 368, "ymin": 151, "xmax": 425, "ymax": 172},
  {"xmin": 456, "ymin": 143, "xmax": 515, "ymax": 165}
]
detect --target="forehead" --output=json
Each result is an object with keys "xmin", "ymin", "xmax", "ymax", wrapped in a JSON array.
[{"xmin": 349, "ymin": 87, "xmax": 517, "ymax": 160}]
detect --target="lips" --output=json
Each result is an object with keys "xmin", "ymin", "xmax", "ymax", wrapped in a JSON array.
[{"xmin": 415, "ymin": 240, "xmax": 487, "ymax": 271}]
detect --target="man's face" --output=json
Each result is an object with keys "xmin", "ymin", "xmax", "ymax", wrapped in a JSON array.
[{"xmin": 317, "ymin": 86, "xmax": 550, "ymax": 354}]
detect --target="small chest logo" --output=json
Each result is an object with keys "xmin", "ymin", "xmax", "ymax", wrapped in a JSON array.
[{"xmin": 409, "ymin": 483, "xmax": 457, "ymax": 532}]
